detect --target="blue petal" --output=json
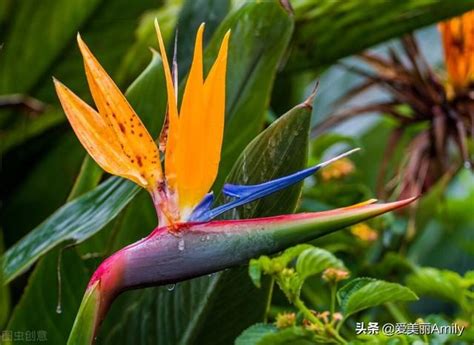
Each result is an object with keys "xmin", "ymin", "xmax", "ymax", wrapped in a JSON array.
[
  {"xmin": 192, "ymin": 149, "xmax": 359, "ymax": 221},
  {"xmin": 189, "ymin": 192, "xmax": 214, "ymax": 221}
]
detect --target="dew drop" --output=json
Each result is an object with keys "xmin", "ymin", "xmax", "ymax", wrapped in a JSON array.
[
  {"xmin": 56, "ymin": 304, "xmax": 62, "ymax": 314},
  {"xmin": 166, "ymin": 284, "xmax": 176, "ymax": 291},
  {"xmin": 178, "ymin": 238, "xmax": 185, "ymax": 251},
  {"xmin": 463, "ymin": 160, "xmax": 472, "ymax": 169}
]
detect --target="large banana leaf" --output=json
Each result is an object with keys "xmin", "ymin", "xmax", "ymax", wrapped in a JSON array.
[{"xmin": 288, "ymin": 0, "xmax": 474, "ymax": 73}]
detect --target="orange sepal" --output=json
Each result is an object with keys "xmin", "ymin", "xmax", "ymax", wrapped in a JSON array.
[{"xmin": 56, "ymin": 36, "xmax": 163, "ymax": 190}]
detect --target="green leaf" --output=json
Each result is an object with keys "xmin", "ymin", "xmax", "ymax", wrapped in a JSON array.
[
  {"xmin": 249, "ymin": 259, "xmax": 264, "ymax": 288},
  {"xmin": 236, "ymin": 324, "xmax": 315, "ymax": 345},
  {"xmin": 3, "ymin": 178, "xmax": 139, "ymax": 284},
  {"xmin": 338, "ymin": 278, "xmax": 418, "ymax": 318},
  {"xmin": 235, "ymin": 324, "xmax": 278, "ymax": 345},
  {"xmin": 288, "ymin": 0, "xmax": 474, "ymax": 72},
  {"xmin": 2, "ymin": 53, "xmax": 166, "ymax": 284},
  {"xmin": 295, "ymin": 247, "xmax": 346, "ymax": 281},
  {"xmin": 222, "ymin": 100, "xmax": 311, "ymax": 219},
  {"xmin": 406, "ymin": 267, "xmax": 472, "ymax": 311},
  {"xmin": 276, "ymin": 245, "xmax": 315, "ymax": 268},
  {"xmin": 0, "ymin": 0, "xmax": 157, "ymax": 96},
  {"xmin": 175, "ymin": 0, "xmax": 230, "ymax": 76},
  {"xmin": 6, "ymin": 249, "xmax": 91, "ymax": 345},
  {"xmin": 249, "ymin": 244, "xmax": 314, "ymax": 288}
]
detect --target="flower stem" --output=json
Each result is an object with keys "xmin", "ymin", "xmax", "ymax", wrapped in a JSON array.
[
  {"xmin": 330, "ymin": 283, "xmax": 337, "ymax": 316},
  {"xmin": 293, "ymin": 297, "xmax": 324, "ymax": 328},
  {"xmin": 264, "ymin": 277, "xmax": 275, "ymax": 323}
]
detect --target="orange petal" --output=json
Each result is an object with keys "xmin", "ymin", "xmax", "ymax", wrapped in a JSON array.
[
  {"xmin": 66, "ymin": 36, "xmax": 163, "ymax": 190},
  {"xmin": 175, "ymin": 23, "xmax": 206, "ymax": 212},
  {"xmin": 54, "ymin": 79, "xmax": 149, "ymax": 187},
  {"xmin": 178, "ymin": 29, "xmax": 230, "ymax": 215},
  {"xmin": 439, "ymin": 10, "xmax": 474, "ymax": 90},
  {"xmin": 154, "ymin": 20, "xmax": 180, "ymax": 192}
]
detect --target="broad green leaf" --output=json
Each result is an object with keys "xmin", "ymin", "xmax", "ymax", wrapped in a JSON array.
[
  {"xmin": 2, "ymin": 53, "xmax": 167, "ymax": 284},
  {"xmin": 114, "ymin": 1, "xmax": 182, "ymax": 86},
  {"xmin": 3, "ymin": 178, "xmax": 139, "ymax": 284},
  {"xmin": 338, "ymin": 278, "xmax": 418, "ymax": 318},
  {"xmin": 0, "ymin": 0, "xmax": 157, "ymax": 96},
  {"xmin": 222, "ymin": 101, "xmax": 311, "ymax": 219},
  {"xmin": 295, "ymin": 247, "xmax": 346, "ymax": 281},
  {"xmin": 0, "ymin": 0, "xmax": 99, "ymax": 94},
  {"xmin": 175, "ymin": 0, "xmax": 231, "ymax": 76},
  {"xmin": 288, "ymin": 0, "xmax": 474, "ymax": 72},
  {"xmin": 236, "ymin": 324, "xmax": 315, "ymax": 345},
  {"xmin": 406, "ymin": 267, "xmax": 472, "ymax": 312},
  {"xmin": 5, "ymin": 249, "xmax": 90, "ymax": 345}
]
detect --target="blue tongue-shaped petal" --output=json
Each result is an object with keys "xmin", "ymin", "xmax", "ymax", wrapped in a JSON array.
[
  {"xmin": 189, "ymin": 192, "xmax": 214, "ymax": 221},
  {"xmin": 190, "ymin": 148, "xmax": 360, "ymax": 221}
]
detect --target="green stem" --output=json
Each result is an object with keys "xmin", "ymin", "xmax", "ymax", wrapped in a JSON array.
[
  {"xmin": 294, "ymin": 297, "xmax": 324, "ymax": 328},
  {"xmin": 330, "ymin": 283, "xmax": 337, "ymax": 316},
  {"xmin": 327, "ymin": 326, "xmax": 348, "ymax": 345},
  {"xmin": 264, "ymin": 277, "xmax": 275, "ymax": 323}
]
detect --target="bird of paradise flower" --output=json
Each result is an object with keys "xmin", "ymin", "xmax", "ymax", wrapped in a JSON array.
[{"xmin": 53, "ymin": 22, "xmax": 416, "ymax": 344}]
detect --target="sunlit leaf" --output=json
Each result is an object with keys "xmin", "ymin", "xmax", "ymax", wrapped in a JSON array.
[
  {"xmin": 295, "ymin": 247, "xmax": 346, "ymax": 281},
  {"xmin": 338, "ymin": 278, "xmax": 418, "ymax": 318}
]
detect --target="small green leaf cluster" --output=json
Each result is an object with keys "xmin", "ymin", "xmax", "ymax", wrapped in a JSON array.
[{"xmin": 242, "ymin": 244, "xmax": 418, "ymax": 344}]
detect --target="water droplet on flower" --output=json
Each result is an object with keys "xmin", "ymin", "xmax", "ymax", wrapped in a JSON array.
[
  {"xmin": 463, "ymin": 160, "xmax": 472, "ymax": 169},
  {"xmin": 206, "ymin": 235, "xmax": 210, "ymax": 241},
  {"xmin": 166, "ymin": 284, "xmax": 175, "ymax": 291},
  {"xmin": 178, "ymin": 238, "xmax": 185, "ymax": 251}
]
